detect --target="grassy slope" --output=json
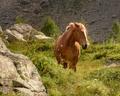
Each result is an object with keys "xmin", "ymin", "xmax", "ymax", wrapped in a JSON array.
[{"xmin": 1, "ymin": 39, "xmax": 119, "ymax": 96}]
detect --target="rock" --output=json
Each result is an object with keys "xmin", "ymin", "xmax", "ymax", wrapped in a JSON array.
[
  {"xmin": 40, "ymin": 0, "xmax": 49, "ymax": 8},
  {"xmin": 0, "ymin": 26, "xmax": 3, "ymax": 33},
  {"xmin": 34, "ymin": 35, "xmax": 51, "ymax": 40},
  {"xmin": 4, "ymin": 24, "xmax": 51, "ymax": 42},
  {"xmin": 19, "ymin": 0, "xmax": 31, "ymax": 5},
  {"xmin": 0, "ymin": 38, "xmax": 10, "ymax": 52},
  {"xmin": 0, "ymin": 38, "xmax": 47, "ymax": 96},
  {"xmin": 5, "ymin": 29, "xmax": 26, "ymax": 42},
  {"xmin": 0, "ymin": 55, "xmax": 19, "ymax": 79},
  {"xmin": 112, "ymin": 14, "xmax": 117, "ymax": 18},
  {"xmin": 0, "ymin": 26, "xmax": 4, "ymax": 37},
  {"xmin": 14, "ymin": 88, "xmax": 34, "ymax": 96},
  {"xmin": 12, "ymin": 78, "xmax": 32, "ymax": 89}
]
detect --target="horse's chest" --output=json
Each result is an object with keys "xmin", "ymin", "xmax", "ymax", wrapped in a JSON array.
[{"xmin": 60, "ymin": 46, "xmax": 79, "ymax": 60}]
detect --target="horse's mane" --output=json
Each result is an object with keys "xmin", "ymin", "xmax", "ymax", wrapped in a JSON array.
[{"xmin": 65, "ymin": 22, "xmax": 87, "ymax": 33}]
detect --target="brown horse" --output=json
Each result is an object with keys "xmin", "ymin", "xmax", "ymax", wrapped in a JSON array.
[{"xmin": 54, "ymin": 22, "xmax": 89, "ymax": 71}]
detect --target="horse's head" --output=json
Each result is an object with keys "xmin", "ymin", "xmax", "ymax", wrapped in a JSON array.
[{"xmin": 71, "ymin": 22, "xmax": 89, "ymax": 49}]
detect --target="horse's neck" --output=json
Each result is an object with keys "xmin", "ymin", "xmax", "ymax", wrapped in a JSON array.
[{"xmin": 62, "ymin": 30, "xmax": 75, "ymax": 46}]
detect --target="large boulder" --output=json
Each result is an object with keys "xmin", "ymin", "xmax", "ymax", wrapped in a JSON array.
[
  {"xmin": 0, "ymin": 26, "xmax": 3, "ymax": 33},
  {"xmin": 0, "ymin": 38, "xmax": 47, "ymax": 96},
  {"xmin": 4, "ymin": 24, "xmax": 51, "ymax": 42}
]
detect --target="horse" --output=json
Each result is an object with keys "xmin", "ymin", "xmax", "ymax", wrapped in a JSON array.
[{"xmin": 54, "ymin": 22, "xmax": 89, "ymax": 71}]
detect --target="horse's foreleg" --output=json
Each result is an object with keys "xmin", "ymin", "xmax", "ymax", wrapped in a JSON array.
[
  {"xmin": 55, "ymin": 53, "xmax": 61, "ymax": 64},
  {"xmin": 69, "ymin": 58, "xmax": 78, "ymax": 72},
  {"xmin": 63, "ymin": 62, "xmax": 68, "ymax": 69},
  {"xmin": 69, "ymin": 63, "xmax": 77, "ymax": 72}
]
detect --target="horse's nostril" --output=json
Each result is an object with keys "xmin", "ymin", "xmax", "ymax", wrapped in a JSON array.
[{"xmin": 82, "ymin": 44, "xmax": 87, "ymax": 49}]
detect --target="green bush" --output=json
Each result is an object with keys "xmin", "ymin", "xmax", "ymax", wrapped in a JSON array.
[
  {"xmin": 15, "ymin": 16, "xmax": 27, "ymax": 24},
  {"xmin": 109, "ymin": 21, "xmax": 120, "ymax": 42},
  {"xmin": 41, "ymin": 16, "xmax": 60, "ymax": 37}
]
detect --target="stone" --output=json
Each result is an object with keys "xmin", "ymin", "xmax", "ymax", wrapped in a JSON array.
[
  {"xmin": 0, "ymin": 26, "xmax": 3, "ymax": 33},
  {"xmin": 0, "ymin": 38, "xmax": 47, "ymax": 96},
  {"xmin": 4, "ymin": 24, "xmax": 51, "ymax": 42}
]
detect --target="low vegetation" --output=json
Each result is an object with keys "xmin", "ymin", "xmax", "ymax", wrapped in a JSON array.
[
  {"xmin": 15, "ymin": 16, "xmax": 28, "ymax": 24},
  {"xmin": 1, "ymin": 21, "xmax": 120, "ymax": 96},
  {"xmin": 0, "ymin": 92, "xmax": 23, "ymax": 96},
  {"xmin": 41, "ymin": 16, "xmax": 60, "ymax": 37},
  {"xmin": 6, "ymin": 41, "xmax": 120, "ymax": 96}
]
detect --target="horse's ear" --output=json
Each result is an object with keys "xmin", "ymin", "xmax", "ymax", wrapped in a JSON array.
[
  {"xmin": 74, "ymin": 23, "xmax": 80, "ymax": 28},
  {"xmin": 75, "ymin": 23, "xmax": 86, "ymax": 32},
  {"xmin": 65, "ymin": 22, "xmax": 75, "ymax": 31},
  {"xmin": 65, "ymin": 26, "xmax": 70, "ymax": 31}
]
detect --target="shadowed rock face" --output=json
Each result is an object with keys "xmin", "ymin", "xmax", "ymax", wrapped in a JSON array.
[
  {"xmin": 0, "ymin": 0, "xmax": 120, "ymax": 42},
  {"xmin": 0, "ymin": 38, "xmax": 47, "ymax": 96}
]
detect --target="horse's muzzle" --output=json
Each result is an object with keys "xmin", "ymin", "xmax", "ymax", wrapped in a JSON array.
[{"xmin": 82, "ymin": 44, "xmax": 87, "ymax": 49}]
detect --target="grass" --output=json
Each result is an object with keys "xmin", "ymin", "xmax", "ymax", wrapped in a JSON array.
[
  {"xmin": 2, "ymin": 21, "xmax": 120, "ymax": 96},
  {"xmin": 86, "ymin": 68, "xmax": 120, "ymax": 96},
  {"xmin": 3, "ymin": 38, "xmax": 120, "ymax": 96},
  {"xmin": 0, "ymin": 92, "xmax": 22, "ymax": 96}
]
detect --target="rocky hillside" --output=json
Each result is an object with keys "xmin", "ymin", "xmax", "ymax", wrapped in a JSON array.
[
  {"xmin": 0, "ymin": 37, "xmax": 47, "ymax": 96},
  {"xmin": 0, "ymin": 24, "xmax": 49, "ymax": 96},
  {"xmin": 0, "ymin": 0, "xmax": 120, "ymax": 42}
]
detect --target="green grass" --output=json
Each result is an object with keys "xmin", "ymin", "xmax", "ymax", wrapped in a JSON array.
[
  {"xmin": 0, "ymin": 92, "xmax": 22, "ymax": 96},
  {"xmin": 87, "ymin": 68, "xmax": 120, "ymax": 96},
  {"xmin": 3, "ymin": 21, "xmax": 120, "ymax": 96},
  {"xmin": 1, "ymin": 19, "xmax": 120, "ymax": 96},
  {"xmin": 4, "ymin": 38, "xmax": 120, "ymax": 96}
]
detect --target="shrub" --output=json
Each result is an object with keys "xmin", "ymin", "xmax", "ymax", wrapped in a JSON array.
[
  {"xmin": 109, "ymin": 21, "xmax": 120, "ymax": 42},
  {"xmin": 41, "ymin": 16, "xmax": 60, "ymax": 37},
  {"xmin": 15, "ymin": 16, "xmax": 27, "ymax": 24}
]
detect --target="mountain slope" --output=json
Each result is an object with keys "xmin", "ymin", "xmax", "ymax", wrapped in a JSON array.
[{"xmin": 0, "ymin": 0, "xmax": 120, "ymax": 42}]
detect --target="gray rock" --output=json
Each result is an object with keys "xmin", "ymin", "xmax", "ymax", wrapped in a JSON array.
[
  {"xmin": 5, "ymin": 29, "xmax": 26, "ymax": 41},
  {"xmin": 0, "ymin": 26, "xmax": 3, "ymax": 33},
  {"xmin": 0, "ymin": 38, "xmax": 10, "ymax": 52},
  {"xmin": 14, "ymin": 88, "xmax": 34, "ymax": 96},
  {"xmin": 0, "ymin": 38, "xmax": 47, "ymax": 96},
  {"xmin": 4, "ymin": 24, "xmax": 51, "ymax": 41}
]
